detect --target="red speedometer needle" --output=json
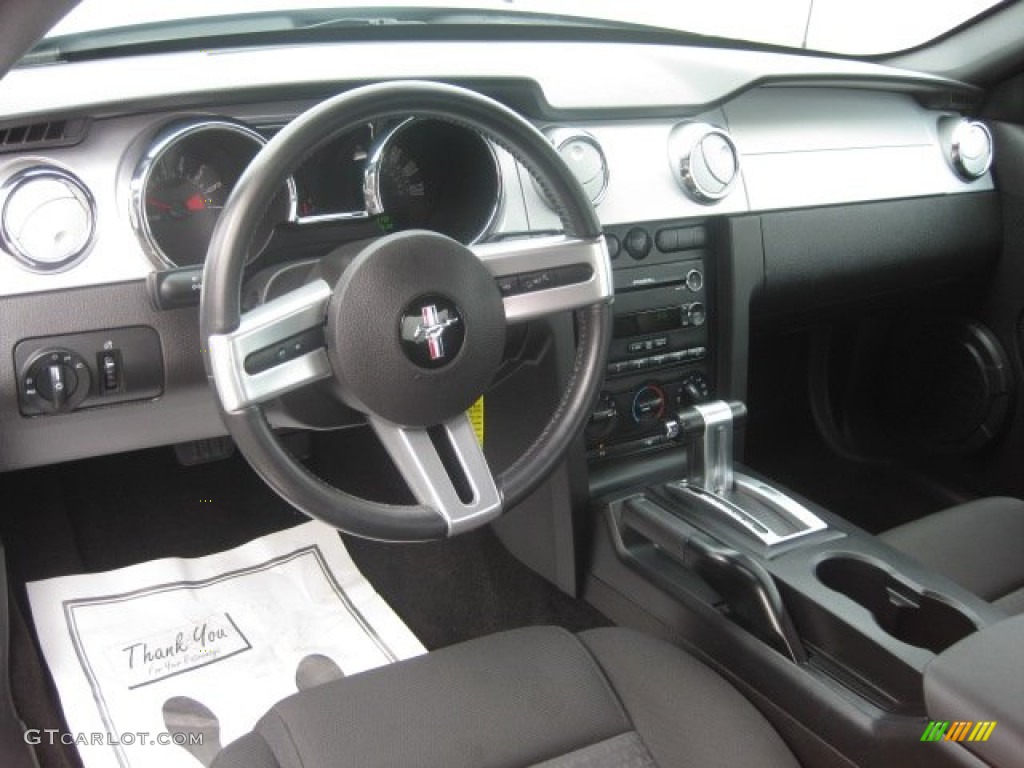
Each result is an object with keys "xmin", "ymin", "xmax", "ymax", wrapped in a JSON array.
[
  {"xmin": 146, "ymin": 197, "xmax": 172, "ymax": 211},
  {"xmin": 185, "ymin": 193, "xmax": 206, "ymax": 211}
]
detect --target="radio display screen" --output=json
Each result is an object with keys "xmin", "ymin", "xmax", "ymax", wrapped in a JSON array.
[{"xmin": 614, "ymin": 308, "xmax": 681, "ymax": 338}]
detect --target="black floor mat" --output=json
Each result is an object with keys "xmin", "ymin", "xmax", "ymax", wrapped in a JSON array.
[{"xmin": 0, "ymin": 435, "xmax": 607, "ymax": 767}]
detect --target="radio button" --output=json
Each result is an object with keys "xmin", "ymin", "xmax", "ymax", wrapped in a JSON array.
[
  {"xmin": 685, "ymin": 269, "xmax": 704, "ymax": 292},
  {"xmin": 624, "ymin": 228, "xmax": 652, "ymax": 260},
  {"xmin": 606, "ymin": 234, "xmax": 621, "ymax": 259},
  {"xmin": 687, "ymin": 302, "xmax": 707, "ymax": 327},
  {"xmin": 654, "ymin": 337, "xmax": 669, "ymax": 349}
]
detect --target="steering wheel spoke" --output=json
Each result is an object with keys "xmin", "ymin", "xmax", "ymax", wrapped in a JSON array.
[
  {"xmin": 472, "ymin": 235, "xmax": 613, "ymax": 322},
  {"xmin": 206, "ymin": 279, "xmax": 333, "ymax": 412},
  {"xmin": 370, "ymin": 413, "xmax": 502, "ymax": 535}
]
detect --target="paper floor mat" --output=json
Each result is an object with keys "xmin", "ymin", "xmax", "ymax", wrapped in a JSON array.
[{"xmin": 27, "ymin": 521, "xmax": 425, "ymax": 768}]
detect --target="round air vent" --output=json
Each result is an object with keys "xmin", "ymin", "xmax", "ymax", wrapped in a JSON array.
[
  {"xmin": 667, "ymin": 122, "xmax": 740, "ymax": 203},
  {"xmin": 946, "ymin": 119, "xmax": 993, "ymax": 181},
  {"xmin": 533, "ymin": 127, "xmax": 609, "ymax": 208},
  {"xmin": 0, "ymin": 166, "xmax": 95, "ymax": 272}
]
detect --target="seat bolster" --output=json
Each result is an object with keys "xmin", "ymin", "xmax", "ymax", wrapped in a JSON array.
[
  {"xmin": 219, "ymin": 626, "xmax": 631, "ymax": 768},
  {"xmin": 993, "ymin": 587, "xmax": 1024, "ymax": 615},
  {"xmin": 880, "ymin": 497, "xmax": 1024, "ymax": 604},
  {"xmin": 578, "ymin": 628, "xmax": 800, "ymax": 768},
  {"xmin": 212, "ymin": 731, "xmax": 282, "ymax": 768}
]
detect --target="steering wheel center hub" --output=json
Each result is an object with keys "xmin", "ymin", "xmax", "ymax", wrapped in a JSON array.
[{"xmin": 327, "ymin": 230, "xmax": 506, "ymax": 427}]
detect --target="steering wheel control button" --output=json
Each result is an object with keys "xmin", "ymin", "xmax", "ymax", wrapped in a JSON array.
[
  {"xmin": 496, "ymin": 274, "xmax": 520, "ymax": 296},
  {"xmin": 624, "ymin": 228, "xmax": 652, "ymax": 260},
  {"xmin": 329, "ymin": 230, "xmax": 505, "ymax": 427},
  {"xmin": 494, "ymin": 264, "xmax": 594, "ymax": 296},
  {"xmin": 244, "ymin": 326, "xmax": 326, "ymax": 375},
  {"xmin": 400, "ymin": 295, "xmax": 465, "ymax": 369},
  {"xmin": 518, "ymin": 271, "xmax": 554, "ymax": 293}
]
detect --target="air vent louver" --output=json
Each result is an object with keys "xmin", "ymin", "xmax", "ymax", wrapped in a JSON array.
[{"xmin": 0, "ymin": 118, "xmax": 88, "ymax": 153}]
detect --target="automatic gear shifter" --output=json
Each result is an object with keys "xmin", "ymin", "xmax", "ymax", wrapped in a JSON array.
[
  {"xmin": 613, "ymin": 399, "xmax": 821, "ymax": 661},
  {"xmin": 664, "ymin": 400, "xmax": 827, "ymax": 547}
]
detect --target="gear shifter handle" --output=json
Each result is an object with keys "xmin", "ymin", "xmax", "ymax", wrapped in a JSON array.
[{"xmin": 668, "ymin": 400, "xmax": 746, "ymax": 494}]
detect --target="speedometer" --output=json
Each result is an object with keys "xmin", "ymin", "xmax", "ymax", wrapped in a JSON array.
[
  {"xmin": 131, "ymin": 119, "xmax": 295, "ymax": 267},
  {"xmin": 364, "ymin": 118, "xmax": 500, "ymax": 244}
]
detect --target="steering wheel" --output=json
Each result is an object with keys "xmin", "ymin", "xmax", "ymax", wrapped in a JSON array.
[{"xmin": 200, "ymin": 81, "xmax": 613, "ymax": 541}]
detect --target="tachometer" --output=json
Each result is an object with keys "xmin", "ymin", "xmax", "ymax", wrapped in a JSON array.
[{"xmin": 131, "ymin": 119, "xmax": 295, "ymax": 267}]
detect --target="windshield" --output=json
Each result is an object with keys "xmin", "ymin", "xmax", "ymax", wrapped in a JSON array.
[{"xmin": 33, "ymin": 0, "xmax": 1007, "ymax": 59}]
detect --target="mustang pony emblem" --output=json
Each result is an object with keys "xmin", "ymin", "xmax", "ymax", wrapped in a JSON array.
[
  {"xmin": 413, "ymin": 305, "xmax": 460, "ymax": 361},
  {"xmin": 399, "ymin": 299, "xmax": 464, "ymax": 367}
]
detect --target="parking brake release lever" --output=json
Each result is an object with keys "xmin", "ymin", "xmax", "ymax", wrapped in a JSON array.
[{"xmin": 622, "ymin": 496, "xmax": 807, "ymax": 663}]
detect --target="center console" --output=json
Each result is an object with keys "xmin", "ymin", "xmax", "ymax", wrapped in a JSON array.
[{"xmin": 584, "ymin": 395, "xmax": 1008, "ymax": 768}]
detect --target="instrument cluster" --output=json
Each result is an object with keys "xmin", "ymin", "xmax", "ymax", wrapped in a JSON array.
[{"xmin": 129, "ymin": 115, "xmax": 502, "ymax": 268}]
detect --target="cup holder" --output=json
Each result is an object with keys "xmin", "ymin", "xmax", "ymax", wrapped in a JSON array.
[{"xmin": 816, "ymin": 555, "xmax": 978, "ymax": 653}]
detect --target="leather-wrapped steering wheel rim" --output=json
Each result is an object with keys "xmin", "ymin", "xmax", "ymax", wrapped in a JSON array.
[{"xmin": 200, "ymin": 80, "xmax": 613, "ymax": 541}]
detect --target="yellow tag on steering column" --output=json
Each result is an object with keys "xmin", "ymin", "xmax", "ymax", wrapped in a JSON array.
[{"xmin": 467, "ymin": 396, "xmax": 485, "ymax": 446}]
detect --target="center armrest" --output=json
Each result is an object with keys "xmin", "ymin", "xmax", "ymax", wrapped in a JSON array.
[{"xmin": 924, "ymin": 614, "xmax": 1024, "ymax": 768}]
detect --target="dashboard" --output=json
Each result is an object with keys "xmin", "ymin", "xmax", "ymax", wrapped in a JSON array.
[{"xmin": 0, "ymin": 38, "xmax": 1000, "ymax": 470}]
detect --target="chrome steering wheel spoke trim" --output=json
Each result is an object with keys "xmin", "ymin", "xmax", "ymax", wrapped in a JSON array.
[
  {"xmin": 206, "ymin": 279, "xmax": 332, "ymax": 413},
  {"xmin": 472, "ymin": 235, "xmax": 613, "ymax": 322},
  {"xmin": 370, "ymin": 413, "xmax": 502, "ymax": 536}
]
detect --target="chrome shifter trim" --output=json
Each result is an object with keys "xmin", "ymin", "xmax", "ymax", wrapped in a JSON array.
[
  {"xmin": 667, "ymin": 477, "xmax": 827, "ymax": 547},
  {"xmin": 689, "ymin": 401, "xmax": 735, "ymax": 494},
  {"xmin": 733, "ymin": 475, "xmax": 828, "ymax": 539},
  {"xmin": 674, "ymin": 399, "xmax": 828, "ymax": 547}
]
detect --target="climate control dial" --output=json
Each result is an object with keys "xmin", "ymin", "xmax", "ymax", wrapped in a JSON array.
[
  {"xmin": 586, "ymin": 392, "xmax": 619, "ymax": 440},
  {"xmin": 677, "ymin": 373, "xmax": 710, "ymax": 406},
  {"xmin": 632, "ymin": 383, "xmax": 667, "ymax": 423}
]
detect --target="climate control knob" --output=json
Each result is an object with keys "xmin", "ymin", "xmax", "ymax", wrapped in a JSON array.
[
  {"xmin": 586, "ymin": 392, "xmax": 619, "ymax": 440},
  {"xmin": 632, "ymin": 383, "xmax": 667, "ymax": 423},
  {"xmin": 677, "ymin": 373, "xmax": 710, "ymax": 406}
]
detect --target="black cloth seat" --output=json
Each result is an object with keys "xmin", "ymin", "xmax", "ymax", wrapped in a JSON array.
[
  {"xmin": 881, "ymin": 496, "xmax": 1024, "ymax": 615},
  {"xmin": 213, "ymin": 626, "xmax": 799, "ymax": 768}
]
